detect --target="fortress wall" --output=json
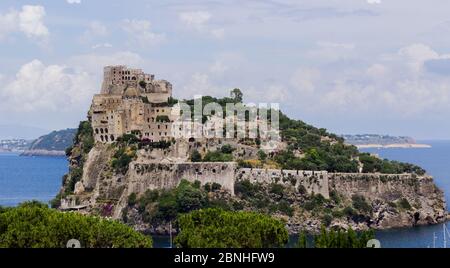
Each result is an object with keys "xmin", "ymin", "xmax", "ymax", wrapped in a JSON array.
[
  {"xmin": 237, "ymin": 168, "xmax": 330, "ymax": 198},
  {"xmin": 127, "ymin": 162, "xmax": 237, "ymax": 196},
  {"xmin": 328, "ymin": 173, "xmax": 437, "ymax": 201}
]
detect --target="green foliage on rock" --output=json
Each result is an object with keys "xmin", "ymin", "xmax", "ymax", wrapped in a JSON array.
[
  {"xmin": 190, "ymin": 150, "xmax": 202, "ymax": 162},
  {"xmin": 131, "ymin": 180, "xmax": 224, "ymax": 225},
  {"xmin": 351, "ymin": 195, "xmax": 372, "ymax": 214},
  {"xmin": 75, "ymin": 121, "xmax": 94, "ymax": 154},
  {"xmin": 175, "ymin": 208, "xmax": 288, "ymax": 248},
  {"xmin": 202, "ymin": 150, "xmax": 233, "ymax": 162},
  {"xmin": 0, "ymin": 202, "xmax": 152, "ymax": 248},
  {"xmin": 358, "ymin": 153, "xmax": 425, "ymax": 175}
]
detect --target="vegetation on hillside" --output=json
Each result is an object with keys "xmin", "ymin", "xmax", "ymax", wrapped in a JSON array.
[
  {"xmin": 180, "ymin": 89, "xmax": 426, "ymax": 175},
  {"xmin": 29, "ymin": 128, "xmax": 76, "ymax": 151},
  {"xmin": 190, "ymin": 145, "xmax": 235, "ymax": 162},
  {"xmin": 124, "ymin": 180, "xmax": 231, "ymax": 226},
  {"xmin": 51, "ymin": 121, "xmax": 95, "ymax": 207},
  {"xmin": 175, "ymin": 208, "xmax": 288, "ymax": 248},
  {"xmin": 0, "ymin": 201, "xmax": 152, "ymax": 248}
]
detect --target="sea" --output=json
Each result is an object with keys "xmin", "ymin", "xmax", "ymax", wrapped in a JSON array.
[{"xmin": 0, "ymin": 140, "xmax": 449, "ymax": 248}]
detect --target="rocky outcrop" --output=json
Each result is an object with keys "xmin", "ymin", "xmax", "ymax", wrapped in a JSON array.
[
  {"xmin": 328, "ymin": 173, "xmax": 447, "ymax": 228},
  {"xmin": 59, "ymin": 144, "xmax": 447, "ymax": 234},
  {"xmin": 21, "ymin": 149, "xmax": 66, "ymax": 157}
]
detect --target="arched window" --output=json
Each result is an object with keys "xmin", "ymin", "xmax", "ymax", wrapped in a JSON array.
[
  {"xmin": 95, "ymin": 128, "xmax": 99, "ymax": 134},
  {"xmin": 110, "ymin": 135, "xmax": 115, "ymax": 141},
  {"xmin": 105, "ymin": 128, "xmax": 108, "ymax": 134},
  {"xmin": 100, "ymin": 135, "xmax": 104, "ymax": 142},
  {"xmin": 105, "ymin": 135, "xmax": 109, "ymax": 142},
  {"xmin": 100, "ymin": 128, "xmax": 104, "ymax": 134}
]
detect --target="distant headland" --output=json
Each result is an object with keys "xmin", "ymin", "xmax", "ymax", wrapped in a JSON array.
[{"xmin": 342, "ymin": 134, "xmax": 431, "ymax": 149}]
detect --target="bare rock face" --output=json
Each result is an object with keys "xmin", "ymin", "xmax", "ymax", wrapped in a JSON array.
[{"xmin": 329, "ymin": 173, "xmax": 447, "ymax": 229}]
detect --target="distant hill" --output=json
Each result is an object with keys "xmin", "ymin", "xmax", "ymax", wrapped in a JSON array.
[
  {"xmin": 342, "ymin": 134, "xmax": 431, "ymax": 148},
  {"xmin": 0, "ymin": 124, "xmax": 49, "ymax": 140},
  {"xmin": 21, "ymin": 128, "xmax": 77, "ymax": 156}
]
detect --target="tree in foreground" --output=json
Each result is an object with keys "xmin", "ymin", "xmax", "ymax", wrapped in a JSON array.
[
  {"xmin": 175, "ymin": 208, "xmax": 288, "ymax": 248},
  {"xmin": 297, "ymin": 227, "xmax": 375, "ymax": 248},
  {"xmin": 0, "ymin": 201, "xmax": 152, "ymax": 248}
]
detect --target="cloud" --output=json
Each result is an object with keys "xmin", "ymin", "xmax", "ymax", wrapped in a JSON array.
[
  {"xmin": 69, "ymin": 51, "xmax": 144, "ymax": 74},
  {"xmin": 0, "ymin": 5, "xmax": 49, "ymax": 41},
  {"xmin": 0, "ymin": 60, "xmax": 95, "ymax": 112},
  {"xmin": 306, "ymin": 41, "xmax": 356, "ymax": 62},
  {"xmin": 398, "ymin": 43, "xmax": 439, "ymax": 73},
  {"xmin": 80, "ymin": 21, "xmax": 108, "ymax": 43},
  {"xmin": 178, "ymin": 11, "xmax": 225, "ymax": 39},
  {"xmin": 367, "ymin": 0, "xmax": 381, "ymax": 4},
  {"xmin": 91, "ymin": 43, "xmax": 113, "ymax": 49},
  {"xmin": 67, "ymin": 0, "xmax": 81, "ymax": 4},
  {"xmin": 366, "ymin": 64, "xmax": 387, "ymax": 79},
  {"xmin": 122, "ymin": 19, "xmax": 166, "ymax": 47},
  {"xmin": 290, "ymin": 68, "xmax": 320, "ymax": 94},
  {"xmin": 181, "ymin": 73, "xmax": 221, "ymax": 98}
]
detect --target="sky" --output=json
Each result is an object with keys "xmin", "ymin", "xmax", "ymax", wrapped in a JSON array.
[{"xmin": 1, "ymin": 0, "xmax": 450, "ymax": 139}]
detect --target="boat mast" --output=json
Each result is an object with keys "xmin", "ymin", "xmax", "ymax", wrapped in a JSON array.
[
  {"xmin": 444, "ymin": 223, "xmax": 447, "ymax": 248},
  {"xmin": 433, "ymin": 232, "xmax": 437, "ymax": 248}
]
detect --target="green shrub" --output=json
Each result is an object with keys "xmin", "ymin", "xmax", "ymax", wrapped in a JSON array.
[
  {"xmin": 234, "ymin": 180, "xmax": 261, "ymax": 199},
  {"xmin": 190, "ymin": 150, "xmax": 202, "ymax": 162},
  {"xmin": 203, "ymin": 151, "xmax": 233, "ymax": 162},
  {"xmin": 352, "ymin": 195, "xmax": 371, "ymax": 214},
  {"xmin": 398, "ymin": 198, "xmax": 412, "ymax": 210},
  {"xmin": 299, "ymin": 227, "xmax": 375, "ymax": 248},
  {"xmin": 175, "ymin": 208, "xmax": 288, "ymax": 248},
  {"xmin": 0, "ymin": 202, "xmax": 152, "ymax": 248},
  {"xmin": 220, "ymin": 144, "xmax": 234, "ymax": 154},
  {"xmin": 128, "ymin": 193, "xmax": 137, "ymax": 206}
]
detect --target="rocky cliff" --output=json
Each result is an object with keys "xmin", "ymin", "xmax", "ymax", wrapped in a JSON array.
[{"xmin": 57, "ymin": 134, "xmax": 447, "ymax": 234}]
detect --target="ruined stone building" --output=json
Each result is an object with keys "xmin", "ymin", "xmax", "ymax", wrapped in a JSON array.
[
  {"xmin": 90, "ymin": 65, "xmax": 280, "ymax": 149},
  {"xmin": 91, "ymin": 66, "xmax": 174, "ymax": 143}
]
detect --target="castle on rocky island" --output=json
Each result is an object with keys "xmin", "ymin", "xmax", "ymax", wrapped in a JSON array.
[
  {"xmin": 90, "ymin": 65, "xmax": 174, "ymax": 144},
  {"xmin": 90, "ymin": 65, "xmax": 278, "ymax": 147}
]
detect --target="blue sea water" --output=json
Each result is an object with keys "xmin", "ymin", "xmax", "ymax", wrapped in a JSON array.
[
  {"xmin": 0, "ymin": 141, "xmax": 449, "ymax": 248},
  {"xmin": 0, "ymin": 153, "xmax": 67, "ymax": 207}
]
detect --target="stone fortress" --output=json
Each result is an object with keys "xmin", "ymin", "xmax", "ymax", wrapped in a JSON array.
[
  {"xmin": 90, "ymin": 65, "xmax": 278, "ymax": 146},
  {"xmin": 91, "ymin": 65, "xmax": 174, "ymax": 143},
  {"xmin": 63, "ymin": 66, "xmax": 446, "ymax": 230}
]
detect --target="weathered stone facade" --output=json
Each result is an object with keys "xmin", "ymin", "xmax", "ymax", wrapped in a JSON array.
[{"xmin": 92, "ymin": 66, "xmax": 174, "ymax": 144}]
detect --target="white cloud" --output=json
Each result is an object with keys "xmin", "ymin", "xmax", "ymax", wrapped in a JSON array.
[
  {"xmin": 80, "ymin": 21, "xmax": 108, "ymax": 43},
  {"xmin": 69, "ymin": 51, "xmax": 144, "ymax": 74},
  {"xmin": 67, "ymin": 0, "xmax": 81, "ymax": 4},
  {"xmin": 306, "ymin": 41, "xmax": 356, "ymax": 62},
  {"xmin": 0, "ymin": 60, "xmax": 95, "ymax": 112},
  {"xmin": 178, "ymin": 11, "xmax": 225, "ymax": 39},
  {"xmin": 398, "ymin": 43, "xmax": 440, "ymax": 73},
  {"xmin": 122, "ymin": 19, "xmax": 166, "ymax": 47},
  {"xmin": 86, "ymin": 21, "xmax": 107, "ymax": 36},
  {"xmin": 92, "ymin": 43, "xmax": 113, "ymax": 49},
  {"xmin": 290, "ymin": 68, "xmax": 320, "ymax": 94},
  {"xmin": 179, "ymin": 11, "xmax": 211, "ymax": 31},
  {"xmin": 181, "ymin": 73, "xmax": 221, "ymax": 98},
  {"xmin": 367, "ymin": 0, "xmax": 381, "ymax": 4},
  {"xmin": 0, "ymin": 5, "xmax": 49, "ymax": 41},
  {"xmin": 366, "ymin": 64, "xmax": 387, "ymax": 79}
]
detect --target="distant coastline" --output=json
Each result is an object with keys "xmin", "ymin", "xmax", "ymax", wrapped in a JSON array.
[
  {"xmin": 343, "ymin": 134, "xmax": 432, "ymax": 149},
  {"xmin": 354, "ymin": 143, "xmax": 432, "ymax": 149}
]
